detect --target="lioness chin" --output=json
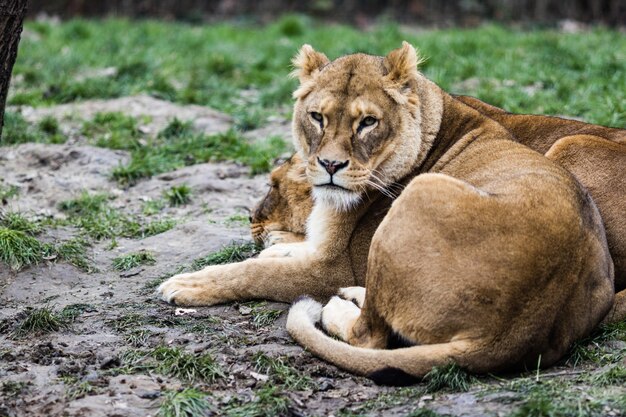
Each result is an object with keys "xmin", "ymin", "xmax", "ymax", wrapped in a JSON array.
[{"xmin": 158, "ymin": 42, "xmax": 614, "ymax": 384}]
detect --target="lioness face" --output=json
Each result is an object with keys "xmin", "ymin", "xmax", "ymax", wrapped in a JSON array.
[
  {"xmin": 250, "ymin": 154, "xmax": 312, "ymax": 245},
  {"xmin": 291, "ymin": 42, "xmax": 424, "ymax": 210}
]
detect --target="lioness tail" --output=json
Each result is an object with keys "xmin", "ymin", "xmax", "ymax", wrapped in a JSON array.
[{"xmin": 286, "ymin": 297, "xmax": 472, "ymax": 386}]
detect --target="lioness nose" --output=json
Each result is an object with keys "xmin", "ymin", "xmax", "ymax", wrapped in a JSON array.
[{"xmin": 318, "ymin": 158, "xmax": 349, "ymax": 175}]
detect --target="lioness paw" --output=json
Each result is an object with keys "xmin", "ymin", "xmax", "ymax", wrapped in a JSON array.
[
  {"xmin": 338, "ymin": 286, "xmax": 366, "ymax": 308},
  {"xmin": 321, "ymin": 296, "xmax": 361, "ymax": 341},
  {"xmin": 258, "ymin": 242, "xmax": 313, "ymax": 259},
  {"xmin": 157, "ymin": 269, "xmax": 223, "ymax": 306},
  {"xmin": 265, "ymin": 231, "xmax": 305, "ymax": 246}
]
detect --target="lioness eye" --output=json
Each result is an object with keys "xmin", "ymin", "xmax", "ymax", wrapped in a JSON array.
[
  {"xmin": 360, "ymin": 116, "xmax": 377, "ymax": 128},
  {"xmin": 310, "ymin": 112, "xmax": 323, "ymax": 122}
]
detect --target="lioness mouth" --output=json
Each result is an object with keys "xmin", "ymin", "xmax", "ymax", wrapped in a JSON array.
[{"xmin": 317, "ymin": 183, "xmax": 349, "ymax": 191}]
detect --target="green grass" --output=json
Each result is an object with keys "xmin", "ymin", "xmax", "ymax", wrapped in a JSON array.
[
  {"xmin": 423, "ymin": 363, "xmax": 475, "ymax": 393},
  {"xmin": 191, "ymin": 241, "xmax": 260, "ymax": 270},
  {"xmin": 0, "ymin": 212, "xmax": 43, "ymax": 271},
  {"xmin": 0, "ymin": 211, "xmax": 97, "ymax": 272},
  {"xmin": 1, "ymin": 381, "xmax": 30, "ymax": 398},
  {"xmin": 1, "ymin": 112, "xmax": 66, "ymax": 145},
  {"xmin": 0, "ymin": 184, "xmax": 20, "ymax": 202},
  {"xmin": 158, "ymin": 388, "xmax": 212, "ymax": 417},
  {"xmin": 82, "ymin": 111, "xmax": 143, "ymax": 150},
  {"xmin": 112, "ymin": 250, "xmax": 156, "ymax": 271},
  {"xmin": 58, "ymin": 191, "xmax": 175, "ymax": 240},
  {"xmin": 223, "ymin": 385, "xmax": 290, "ymax": 417},
  {"xmin": 253, "ymin": 352, "xmax": 312, "ymax": 390},
  {"xmin": 43, "ymin": 237, "xmax": 96, "ymax": 272},
  {"xmin": 565, "ymin": 321, "xmax": 626, "ymax": 366},
  {"xmin": 119, "ymin": 346, "xmax": 225, "ymax": 383},
  {"xmin": 10, "ymin": 306, "xmax": 68, "ymax": 337},
  {"xmin": 9, "ymin": 18, "xmax": 626, "ymax": 130},
  {"xmin": 164, "ymin": 184, "xmax": 192, "ymax": 206},
  {"xmin": 111, "ymin": 129, "xmax": 286, "ymax": 185}
]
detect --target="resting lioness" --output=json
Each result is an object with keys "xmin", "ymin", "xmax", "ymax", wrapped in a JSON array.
[
  {"xmin": 251, "ymin": 98, "xmax": 626, "ymax": 323},
  {"xmin": 159, "ymin": 43, "xmax": 614, "ymax": 382}
]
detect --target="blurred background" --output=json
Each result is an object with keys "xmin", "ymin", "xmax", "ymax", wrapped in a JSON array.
[{"xmin": 26, "ymin": 0, "xmax": 626, "ymax": 27}]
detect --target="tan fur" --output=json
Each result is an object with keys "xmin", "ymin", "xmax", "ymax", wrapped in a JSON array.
[
  {"xmin": 158, "ymin": 43, "xmax": 615, "ymax": 382},
  {"xmin": 251, "ymin": 95, "xmax": 626, "ymax": 321}
]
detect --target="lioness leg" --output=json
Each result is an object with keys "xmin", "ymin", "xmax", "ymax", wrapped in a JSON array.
[
  {"xmin": 158, "ymin": 255, "xmax": 354, "ymax": 306},
  {"xmin": 546, "ymin": 135, "xmax": 626, "ymax": 291},
  {"xmin": 345, "ymin": 172, "xmax": 611, "ymax": 369}
]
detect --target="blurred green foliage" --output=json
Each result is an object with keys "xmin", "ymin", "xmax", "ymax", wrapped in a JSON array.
[{"xmin": 10, "ymin": 16, "xmax": 626, "ymax": 129}]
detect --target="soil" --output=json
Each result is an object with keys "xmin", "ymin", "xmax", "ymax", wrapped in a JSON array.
[{"xmin": 0, "ymin": 97, "xmax": 614, "ymax": 417}]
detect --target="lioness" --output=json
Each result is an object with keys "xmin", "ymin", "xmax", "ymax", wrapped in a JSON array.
[
  {"xmin": 251, "ymin": 98, "xmax": 626, "ymax": 324},
  {"xmin": 159, "ymin": 43, "xmax": 614, "ymax": 382}
]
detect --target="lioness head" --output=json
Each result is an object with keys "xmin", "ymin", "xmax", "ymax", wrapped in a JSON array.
[
  {"xmin": 250, "ymin": 154, "xmax": 313, "ymax": 245},
  {"xmin": 291, "ymin": 42, "xmax": 434, "ymax": 210}
]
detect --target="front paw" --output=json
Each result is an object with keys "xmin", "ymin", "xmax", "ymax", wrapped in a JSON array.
[
  {"xmin": 258, "ymin": 242, "xmax": 312, "ymax": 259},
  {"xmin": 265, "ymin": 231, "xmax": 306, "ymax": 246},
  {"xmin": 157, "ymin": 269, "xmax": 223, "ymax": 306}
]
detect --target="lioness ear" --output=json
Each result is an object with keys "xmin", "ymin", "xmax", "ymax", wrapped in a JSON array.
[
  {"xmin": 383, "ymin": 41, "xmax": 424, "ymax": 105},
  {"xmin": 383, "ymin": 41, "xmax": 423, "ymax": 86},
  {"xmin": 291, "ymin": 44, "xmax": 329, "ymax": 83}
]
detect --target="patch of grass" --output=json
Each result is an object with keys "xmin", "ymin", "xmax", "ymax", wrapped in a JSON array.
[
  {"xmin": 158, "ymin": 388, "xmax": 212, "ymax": 417},
  {"xmin": 1, "ymin": 381, "xmax": 30, "ymax": 398},
  {"xmin": 164, "ymin": 184, "xmax": 192, "ymax": 207},
  {"xmin": 253, "ymin": 352, "xmax": 312, "ymax": 390},
  {"xmin": 159, "ymin": 118, "xmax": 194, "ymax": 139},
  {"xmin": 59, "ymin": 303, "xmax": 96, "ymax": 322},
  {"xmin": 243, "ymin": 302, "xmax": 282, "ymax": 328},
  {"xmin": 142, "ymin": 198, "xmax": 165, "ymax": 215},
  {"xmin": 152, "ymin": 346, "xmax": 224, "ymax": 382},
  {"xmin": 0, "ymin": 227, "xmax": 42, "ymax": 271},
  {"xmin": 565, "ymin": 321, "xmax": 626, "ymax": 366},
  {"xmin": 223, "ymin": 385, "xmax": 290, "ymax": 417},
  {"xmin": 11, "ymin": 306, "xmax": 68, "ymax": 337},
  {"xmin": 0, "ymin": 184, "xmax": 20, "ymax": 203},
  {"xmin": 0, "ymin": 211, "xmax": 41, "ymax": 234},
  {"xmin": 409, "ymin": 410, "xmax": 450, "ymax": 417},
  {"xmin": 43, "ymin": 237, "xmax": 97, "ymax": 273},
  {"xmin": 38, "ymin": 115, "xmax": 60, "ymax": 135},
  {"xmin": 112, "ymin": 250, "xmax": 156, "ymax": 271},
  {"xmin": 589, "ymin": 364, "xmax": 626, "ymax": 386},
  {"xmin": 61, "ymin": 377, "xmax": 95, "ymax": 401},
  {"xmin": 1, "ymin": 111, "xmax": 66, "ymax": 145},
  {"xmin": 119, "ymin": 346, "xmax": 225, "ymax": 383},
  {"xmin": 58, "ymin": 191, "xmax": 175, "ymax": 240},
  {"xmin": 424, "ymin": 363, "xmax": 475, "ymax": 393},
  {"xmin": 339, "ymin": 387, "xmax": 426, "ymax": 417},
  {"xmin": 191, "ymin": 241, "xmax": 260, "ymax": 270},
  {"xmin": 225, "ymin": 213, "xmax": 250, "ymax": 227},
  {"xmin": 125, "ymin": 329, "xmax": 150, "ymax": 348},
  {"xmin": 111, "ymin": 129, "xmax": 287, "ymax": 185},
  {"xmin": 82, "ymin": 111, "xmax": 142, "ymax": 150}
]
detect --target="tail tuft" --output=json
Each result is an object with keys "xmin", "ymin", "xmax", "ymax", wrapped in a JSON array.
[
  {"xmin": 287, "ymin": 296, "xmax": 323, "ymax": 334},
  {"xmin": 368, "ymin": 367, "xmax": 420, "ymax": 386}
]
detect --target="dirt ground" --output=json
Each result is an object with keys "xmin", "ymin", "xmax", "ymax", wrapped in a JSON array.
[{"xmin": 0, "ymin": 97, "xmax": 623, "ymax": 417}]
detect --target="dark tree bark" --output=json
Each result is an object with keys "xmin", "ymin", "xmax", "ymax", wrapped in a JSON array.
[{"xmin": 0, "ymin": 0, "xmax": 27, "ymax": 141}]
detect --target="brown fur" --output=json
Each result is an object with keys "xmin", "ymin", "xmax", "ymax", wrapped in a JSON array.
[
  {"xmin": 159, "ymin": 43, "xmax": 615, "ymax": 382},
  {"xmin": 251, "ymin": 95, "xmax": 626, "ymax": 313}
]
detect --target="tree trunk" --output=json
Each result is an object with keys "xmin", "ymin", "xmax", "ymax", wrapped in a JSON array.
[{"xmin": 0, "ymin": 0, "xmax": 27, "ymax": 141}]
